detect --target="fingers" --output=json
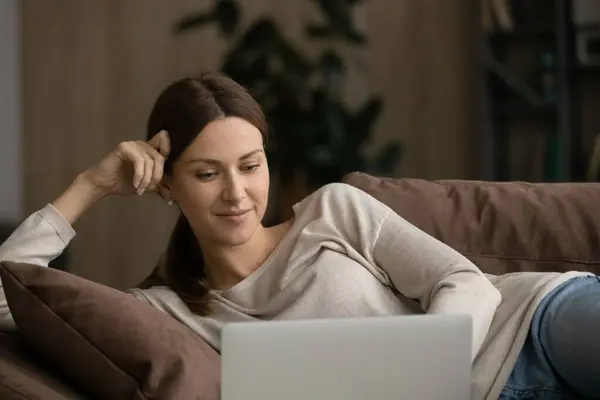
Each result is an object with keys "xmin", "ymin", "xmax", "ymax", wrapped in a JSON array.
[
  {"xmin": 135, "ymin": 141, "xmax": 166, "ymax": 195},
  {"xmin": 148, "ymin": 130, "xmax": 171, "ymax": 157},
  {"xmin": 117, "ymin": 140, "xmax": 166, "ymax": 195},
  {"xmin": 138, "ymin": 151, "xmax": 154, "ymax": 195},
  {"xmin": 117, "ymin": 141, "xmax": 146, "ymax": 190},
  {"xmin": 137, "ymin": 142, "xmax": 165, "ymax": 194}
]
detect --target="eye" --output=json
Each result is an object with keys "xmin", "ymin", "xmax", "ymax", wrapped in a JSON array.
[
  {"xmin": 195, "ymin": 171, "xmax": 218, "ymax": 181},
  {"xmin": 242, "ymin": 164, "xmax": 260, "ymax": 173}
]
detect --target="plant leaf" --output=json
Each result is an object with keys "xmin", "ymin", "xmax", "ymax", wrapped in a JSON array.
[
  {"xmin": 306, "ymin": 25, "xmax": 332, "ymax": 39},
  {"xmin": 174, "ymin": 12, "xmax": 215, "ymax": 34},
  {"xmin": 345, "ymin": 30, "xmax": 366, "ymax": 44},
  {"xmin": 239, "ymin": 18, "xmax": 279, "ymax": 50},
  {"xmin": 320, "ymin": 51, "xmax": 345, "ymax": 99},
  {"xmin": 324, "ymin": 101, "xmax": 347, "ymax": 146},
  {"xmin": 320, "ymin": 50, "xmax": 344, "ymax": 74},
  {"xmin": 312, "ymin": 0, "xmax": 364, "ymax": 43},
  {"xmin": 370, "ymin": 143, "xmax": 403, "ymax": 175},
  {"xmin": 277, "ymin": 41, "xmax": 313, "ymax": 78},
  {"xmin": 215, "ymin": 0, "xmax": 240, "ymax": 36},
  {"xmin": 352, "ymin": 96, "xmax": 383, "ymax": 145}
]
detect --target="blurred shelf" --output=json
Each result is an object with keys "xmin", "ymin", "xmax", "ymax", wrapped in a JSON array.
[
  {"xmin": 487, "ymin": 25, "xmax": 556, "ymax": 40},
  {"xmin": 480, "ymin": 0, "xmax": 583, "ymax": 182},
  {"xmin": 492, "ymin": 101, "xmax": 557, "ymax": 117},
  {"xmin": 572, "ymin": 64, "xmax": 600, "ymax": 74}
]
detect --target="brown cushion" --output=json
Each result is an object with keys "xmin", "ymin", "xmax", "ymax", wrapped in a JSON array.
[
  {"xmin": 343, "ymin": 172, "xmax": 600, "ymax": 275},
  {"xmin": 0, "ymin": 332, "xmax": 84, "ymax": 399},
  {"xmin": 0, "ymin": 261, "xmax": 220, "ymax": 400}
]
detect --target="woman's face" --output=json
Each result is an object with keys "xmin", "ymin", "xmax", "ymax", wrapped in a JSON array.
[{"xmin": 166, "ymin": 116, "xmax": 270, "ymax": 247}]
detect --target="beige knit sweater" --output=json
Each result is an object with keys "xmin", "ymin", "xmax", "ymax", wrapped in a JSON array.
[{"xmin": 0, "ymin": 183, "xmax": 587, "ymax": 400}]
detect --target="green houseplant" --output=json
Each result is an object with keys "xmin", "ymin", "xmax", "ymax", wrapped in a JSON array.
[{"xmin": 174, "ymin": 0, "xmax": 403, "ymax": 217}]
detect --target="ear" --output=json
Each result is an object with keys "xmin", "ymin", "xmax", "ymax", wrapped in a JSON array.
[{"xmin": 158, "ymin": 176, "xmax": 174, "ymax": 202}]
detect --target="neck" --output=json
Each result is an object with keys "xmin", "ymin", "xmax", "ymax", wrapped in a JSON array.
[{"xmin": 200, "ymin": 225, "xmax": 277, "ymax": 291}]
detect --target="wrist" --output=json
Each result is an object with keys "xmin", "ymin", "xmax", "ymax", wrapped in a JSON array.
[
  {"xmin": 50, "ymin": 172, "xmax": 106, "ymax": 226},
  {"xmin": 74, "ymin": 171, "xmax": 107, "ymax": 203}
]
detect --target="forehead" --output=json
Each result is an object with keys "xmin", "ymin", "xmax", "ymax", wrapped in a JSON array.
[{"xmin": 179, "ymin": 117, "xmax": 264, "ymax": 161}]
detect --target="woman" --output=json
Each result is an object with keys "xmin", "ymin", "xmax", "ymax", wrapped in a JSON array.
[{"xmin": 0, "ymin": 72, "xmax": 598, "ymax": 400}]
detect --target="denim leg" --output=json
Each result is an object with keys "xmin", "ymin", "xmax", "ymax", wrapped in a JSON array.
[
  {"xmin": 535, "ymin": 275, "xmax": 600, "ymax": 399},
  {"xmin": 499, "ymin": 278, "xmax": 593, "ymax": 400}
]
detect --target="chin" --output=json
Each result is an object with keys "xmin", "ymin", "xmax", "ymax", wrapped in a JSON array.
[
  {"xmin": 214, "ymin": 221, "xmax": 260, "ymax": 247},
  {"xmin": 215, "ymin": 231, "xmax": 254, "ymax": 247}
]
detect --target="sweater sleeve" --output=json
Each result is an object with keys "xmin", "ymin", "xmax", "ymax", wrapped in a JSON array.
[
  {"xmin": 302, "ymin": 183, "xmax": 502, "ymax": 361},
  {"xmin": 371, "ymin": 201, "xmax": 501, "ymax": 361},
  {"xmin": 0, "ymin": 204, "xmax": 75, "ymax": 330}
]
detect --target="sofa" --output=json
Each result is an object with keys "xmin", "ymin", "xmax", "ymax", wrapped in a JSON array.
[{"xmin": 2, "ymin": 172, "xmax": 600, "ymax": 399}]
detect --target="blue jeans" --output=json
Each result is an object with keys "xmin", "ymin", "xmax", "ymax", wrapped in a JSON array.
[{"xmin": 499, "ymin": 275, "xmax": 600, "ymax": 400}]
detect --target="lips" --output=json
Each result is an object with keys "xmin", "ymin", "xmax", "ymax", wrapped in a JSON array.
[
  {"xmin": 214, "ymin": 209, "xmax": 251, "ymax": 224},
  {"xmin": 215, "ymin": 209, "xmax": 251, "ymax": 217}
]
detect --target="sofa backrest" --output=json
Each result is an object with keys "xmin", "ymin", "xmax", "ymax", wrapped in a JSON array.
[{"xmin": 343, "ymin": 172, "xmax": 600, "ymax": 276}]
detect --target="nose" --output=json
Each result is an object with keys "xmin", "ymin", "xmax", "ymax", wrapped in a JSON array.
[{"xmin": 222, "ymin": 172, "xmax": 246, "ymax": 203}]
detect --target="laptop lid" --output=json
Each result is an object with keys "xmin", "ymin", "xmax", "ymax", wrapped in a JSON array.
[{"xmin": 221, "ymin": 314, "xmax": 472, "ymax": 400}]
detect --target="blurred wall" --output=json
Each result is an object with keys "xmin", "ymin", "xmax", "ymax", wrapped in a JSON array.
[
  {"xmin": 22, "ymin": 0, "xmax": 479, "ymax": 288},
  {"xmin": 368, "ymin": 2, "xmax": 479, "ymax": 179},
  {"xmin": 0, "ymin": 0, "xmax": 22, "ymax": 221}
]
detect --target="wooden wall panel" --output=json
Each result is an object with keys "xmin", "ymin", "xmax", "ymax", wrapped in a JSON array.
[{"xmin": 22, "ymin": 0, "xmax": 478, "ymax": 288}]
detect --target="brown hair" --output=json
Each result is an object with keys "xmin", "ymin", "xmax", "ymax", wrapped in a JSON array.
[{"xmin": 146, "ymin": 72, "xmax": 268, "ymax": 315}]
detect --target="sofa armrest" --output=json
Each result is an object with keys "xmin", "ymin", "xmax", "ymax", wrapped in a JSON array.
[{"xmin": 0, "ymin": 332, "xmax": 85, "ymax": 399}]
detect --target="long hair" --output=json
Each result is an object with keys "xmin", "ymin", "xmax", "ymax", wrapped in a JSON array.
[{"xmin": 146, "ymin": 72, "xmax": 268, "ymax": 315}]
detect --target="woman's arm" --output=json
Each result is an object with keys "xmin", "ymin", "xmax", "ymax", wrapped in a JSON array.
[
  {"xmin": 309, "ymin": 183, "xmax": 501, "ymax": 361},
  {"xmin": 0, "ymin": 133, "xmax": 170, "ymax": 330},
  {"xmin": 0, "ymin": 205, "xmax": 75, "ymax": 266},
  {"xmin": 0, "ymin": 174, "xmax": 102, "ymax": 329},
  {"xmin": 0, "ymin": 204, "xmax": 74, "ymax": 329},
  {"xmin": 0, "ymin": 173, "xmax": 104, "ymax": 265},
  {"xmin": 372, "ymin": 209, "xmax": 501, "ymax": 360}
]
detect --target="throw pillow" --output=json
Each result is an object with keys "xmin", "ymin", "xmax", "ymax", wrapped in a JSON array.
[{"xmin": 0, "ymin": 261, "xmax": 220, "ymax": 400}]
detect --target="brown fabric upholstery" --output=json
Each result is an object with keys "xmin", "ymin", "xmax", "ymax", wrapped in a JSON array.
[
  {"xmin": 0, "ymin": 332, "xmax": 84, "ymax": 400},
  {"xmin": 343, "ymin": 172, "xmax": 600, "ymax": 275},
  {"xmin": 0, "ymin": 261, "xmax": 220, "ymax": 400}
]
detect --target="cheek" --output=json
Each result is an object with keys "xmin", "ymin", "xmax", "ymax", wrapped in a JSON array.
[
  {"xmin": 172, "ymin": 176, "xmax": 213, "ymax": 211},
  {"xmin": 250, "ymin": 168, "xmax": 270, "ymax": 204}
]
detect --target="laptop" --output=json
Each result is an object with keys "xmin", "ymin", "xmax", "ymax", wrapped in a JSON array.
[{"xmin": 221, "ymin": 314, "xmax": 472, "ymax": 400}]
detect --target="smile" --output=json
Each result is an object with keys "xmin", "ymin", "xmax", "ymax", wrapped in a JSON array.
[{"xmin": 215, "ymin": 209, "xmax": 251, "ymax": 217}]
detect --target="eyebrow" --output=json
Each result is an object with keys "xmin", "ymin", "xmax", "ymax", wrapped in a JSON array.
[{"xmin": 185, "ymin": 149, "xmax": 264, "ymax": 165}]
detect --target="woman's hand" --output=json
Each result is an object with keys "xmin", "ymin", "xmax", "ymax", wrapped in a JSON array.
[
  {"xmin": 51, "ymin": 131, "xmax": 171, "ymax": 225},
  {"xmin": 82, "ymin": 130, "xmax": 171, "ymax": 197}
]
